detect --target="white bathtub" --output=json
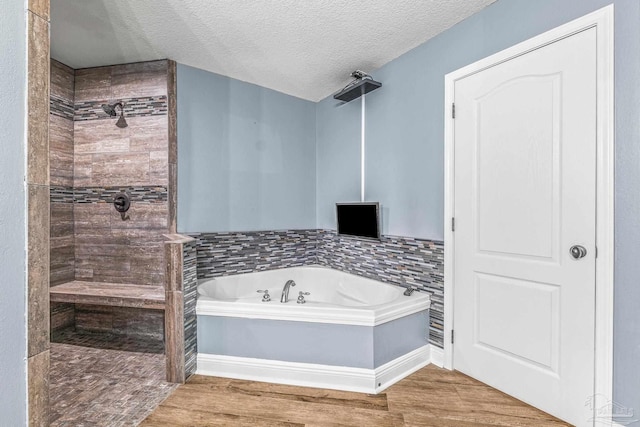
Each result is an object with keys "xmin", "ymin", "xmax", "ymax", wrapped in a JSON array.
[
  {"xmin": 196, "ymin": 265, "xmax": 431, "ymax": 326},
  {"xmin": 195, "ymin": 265, "xmax": 433, "ymax": 393}
]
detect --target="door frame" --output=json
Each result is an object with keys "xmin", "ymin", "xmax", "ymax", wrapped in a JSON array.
[{"xmin": 443, "ymin": 4, "xmax": 614, "ymax": 422}]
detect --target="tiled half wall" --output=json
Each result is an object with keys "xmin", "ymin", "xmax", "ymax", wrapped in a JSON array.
[
  {"xmin": 189, "ymin": 230, "xmax": 445, "ymax": 348},
  {"xmin": 164, "ymin": 235, "xmax": 198, "ymax": 382}
]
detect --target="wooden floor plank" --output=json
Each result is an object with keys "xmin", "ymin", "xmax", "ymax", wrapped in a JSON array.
[
  {"xmin": 386, "ymin": 368, "xmax": 569, "ymax": 426},
  {"xmin": 402, "ymin": 413, "xmax": 499, "ymax": 427},
  {"xmin": 161, "ymin": 385, "xmax": 404, "ymax": 427},
  {"xmin": 140, "ymin": 405, "xmax": 303, "ymax": 427},
  {"xmin": 142, "ymin": 365, "xmax": 571, "ymax": 427},
  {"xmin": 186, "ymin": 375, "xmax": 389, "ymax": 411}
]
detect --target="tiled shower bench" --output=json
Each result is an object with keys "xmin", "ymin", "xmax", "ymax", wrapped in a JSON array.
[{"xmin": 50, "ymin": 281, "xmax": 165, "ymax": 310}]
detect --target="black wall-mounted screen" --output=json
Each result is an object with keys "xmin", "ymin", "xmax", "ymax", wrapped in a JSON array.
[{"xmin": 336, "ymin": 202, "xmax": 380, "ymax": 239}]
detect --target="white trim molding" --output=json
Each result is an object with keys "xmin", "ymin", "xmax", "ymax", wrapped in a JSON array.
[
  {"xmin": 443, "ymin": 4, "xmax": 614, "ymax": 425},
  {"xmin": 429, "ymin": 345, "xmax": 444, "ymax": 368},
  {"xmin": 197, "ymin": 345, "xmax": 433, "ymax": 394}
]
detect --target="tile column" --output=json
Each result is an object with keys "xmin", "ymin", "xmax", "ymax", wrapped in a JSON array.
[
  {"xmin": 167, "ymin": 60, "xmax": 178, "ymax": 234},
  {"xmin": 27, "ymin": 0, "xmax": 51, "ymax": 425},
  {"xmin": 164, "ymin": 234, "xmax": 198, "ymax": 383}
]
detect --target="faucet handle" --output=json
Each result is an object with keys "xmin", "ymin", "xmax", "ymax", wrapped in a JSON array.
[
  {"xmin": 257, "ymin": 289, "xmax": 271, "ymax": 302},
  {"xmin": 297, "ymin": 291, "xmax": 310, "ymax": 304}
]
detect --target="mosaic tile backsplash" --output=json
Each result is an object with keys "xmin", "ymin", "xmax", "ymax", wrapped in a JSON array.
[
  {"xmin": 74, "ymin": 95, "xmax": 168, "ymax": 121},
  {"xmin": 74, "ymin": 186, "xmax": 168, "ymax": 204},
  {"xmin": 50, "ymin": 186, "xmax": 75, "ymax": 204},
  {"xmin": 50, "ymin": 186, "xmax": 168, "ymax": 204},
  {"xmin": 189, "ymin": 229, "xmax": 444, "ymax": 348},
  {"xmin": 190, "ymin": 230, "xmax": 318, "ymax": 278},
  {"xmin": 317, "ymin": 230, "xmax": 444, "ymax": 348},
  {"xmin": 50, "ymin": 95, "xmax": 74, "ymax": 120}
]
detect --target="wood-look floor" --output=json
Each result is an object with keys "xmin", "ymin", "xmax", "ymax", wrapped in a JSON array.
[{"xmin": 141, "ymin": 365, "xmax": 571, "ymax": 426}]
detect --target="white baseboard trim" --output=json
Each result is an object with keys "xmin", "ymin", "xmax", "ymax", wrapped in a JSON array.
[
  {"xmin": 429, "ymin": 345, "xmax": 444, "ymax": 368},
  {"xmin": 374, "ymin": 345, "xmax": 432, "ymax": 393},
  {"xmin": 197, "ymin": 344, "xmax": 432, "ymax": 394}
]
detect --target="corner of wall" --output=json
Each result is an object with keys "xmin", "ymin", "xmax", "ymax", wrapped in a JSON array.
[{"xmin": 0, "ymin": 0, "xmax": 28, "ymax": 424}]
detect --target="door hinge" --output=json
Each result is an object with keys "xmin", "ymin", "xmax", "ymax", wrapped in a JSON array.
[
  {"xmin": 452, "ymin": 103, "xmax": 456, "ymax": 119},
  {"xmin": 451, "ymin": 330, "xmax": 455, "ymax": 344},
  {"xmin": 595, "ymin": 246, "xmax": 598, "ymax": 259},
  {"xmin": 451, "ymin": 217, "xmax": 455, "ymax": 232}
]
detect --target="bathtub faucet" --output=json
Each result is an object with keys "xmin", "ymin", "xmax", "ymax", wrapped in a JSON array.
[{"xmin": 281, "ymin": 280, "xmax": 296, "ymax": 303}]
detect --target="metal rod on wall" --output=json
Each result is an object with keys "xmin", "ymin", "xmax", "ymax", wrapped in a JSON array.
[
  {"xmin": 332, "ymin": 70, "xmax": 381, "ymax": 203},
  {"xmin": 361, "ymin": 94, "xmax": 366, "ymax": 202}
]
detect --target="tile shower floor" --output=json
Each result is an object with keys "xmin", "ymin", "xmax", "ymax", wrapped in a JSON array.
[{"xmin": 50, "ymin": 329, "xmax": 177, "ymax": 426}]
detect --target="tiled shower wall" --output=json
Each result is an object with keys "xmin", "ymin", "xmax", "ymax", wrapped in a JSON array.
[
  {"xmin": 189, "ymin": 230, "xmax": 444, "ymax": 348},
  {"xmin": 73, "ymin": 61, "xmax": 169, "ymax": 286},
  {"xmin": 50, "ymin": 60, "xmax": 75, "ymax": 286},
  {"xmin": 49, "ymin": 60, "xmax": 172, "ymax": 337},
  {"xmin": 50, "ymin": 60, "xmax": 76, "ymax": 331}
]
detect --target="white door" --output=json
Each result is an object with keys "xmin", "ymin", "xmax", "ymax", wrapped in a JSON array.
[{"xmin": 453, "ymin": 27, "xmax": 596, "ymax": 425}]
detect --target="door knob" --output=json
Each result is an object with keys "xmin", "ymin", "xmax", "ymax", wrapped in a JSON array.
[{"xmin": 570, "ymin": 245, "xmax": 587, "ymax": 260}]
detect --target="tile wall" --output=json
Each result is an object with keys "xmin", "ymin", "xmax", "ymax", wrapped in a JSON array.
[
  {"xmin": 316, "ymin": 230, "xmax": 444, "ymax": 348},
  {"xmin": 48, "ymin": 60, "xmax": 171, "ymax": 288},
  {"xmin": 50, "ymin": 59, "xmax": 76, "ymax": 333},
  {"xmin": 74, "ymin": 305, "xmax": 165, "ymax": 340},
  {"xmin": 183, "ymin": 240, "xmax": 198, "ymax": 378},
  {"xmin": 189, "ymin": 230, "xmax": 445, "ymax": 348},
  {"xmin": 190, "ymin": 230, "xmax": 318, "ymax": 278},
  {"xmin": 72, "ymin": 60, "xmax": 170, "ymax": 287},
  {"xmin": 164, "ymin": 235, "xmax": 197, "ymax": 383},
  {"xmin": 28, "ymin": 1, "xmax": 51, "ymax": 424}
]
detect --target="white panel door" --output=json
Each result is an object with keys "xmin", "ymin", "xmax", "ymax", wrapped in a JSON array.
[{"xmin": 453, "ymin": 28, "xmax": 596, "ymax": 425}]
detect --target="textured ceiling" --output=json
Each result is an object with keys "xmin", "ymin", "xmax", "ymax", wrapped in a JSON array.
[{"xmin": 51, "ymin": 0, "xmax": 496, "ymax": 101}]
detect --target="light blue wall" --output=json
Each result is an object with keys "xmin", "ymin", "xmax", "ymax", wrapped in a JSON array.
[
  {"xmin": 316, "ymin": 0, "xmax": 617, "ymax": 241},
  {"xmin": 0, "ymin": 0, "xmax": 27, "ymax": 424},
  {"xmin": 317, "ymin": 0, "xmax": 640, "ymax": 417},
  {"xmin": 177, "ymin": 64, "xmax": 317, "ymax": 233},
  {"xmin": 611, "ymin": 0, "xmax": 640, "ymax": 420}
]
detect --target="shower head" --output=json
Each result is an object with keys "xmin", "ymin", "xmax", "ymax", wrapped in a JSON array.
[
  {"xmin": 101, "ymin": 102, "xmax": 119, "ymax": 117},
  {"xmin": 101, "ymin": 102, "xmax": 128, "ymax": 128},
  {"xmin": 333, "ymin": 70, "xmax": 382, "ymax": 103}
]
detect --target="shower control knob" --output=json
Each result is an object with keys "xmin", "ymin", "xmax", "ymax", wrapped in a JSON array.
[
  {"xmin": 113, "ymin": 193, "xmax": 130, "ymax": 213},
  {"xmin": 257, "ymin": 290, "xmax": 271, "ymax": 302}
]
